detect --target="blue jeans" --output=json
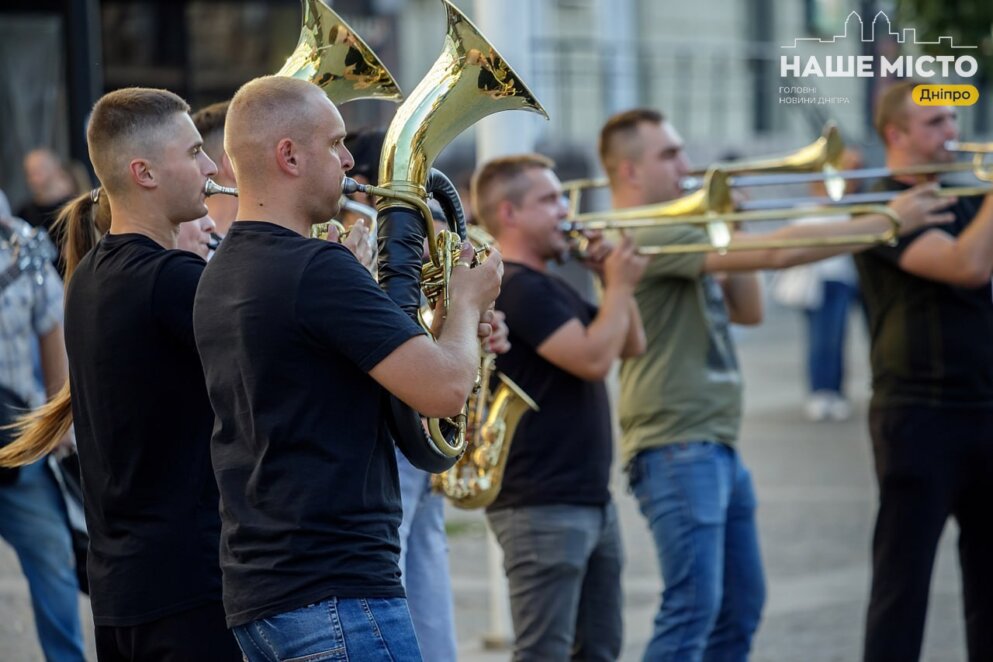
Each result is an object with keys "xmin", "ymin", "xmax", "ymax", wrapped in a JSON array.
[
  {"xmin": 629, "ymin": 442, "xmax": 765, "ymax": 662},
  {"xmin": 805, "ymin": 280, "xmax": 858, "ymax": 394},
  {"xmin": 396, "ymin": 450, "xmax": 457, "ymax": 661},
  {"xmin": 0, "ymin": 460, "xmax": 85, "ymax": 662},
  {"xmin": 486, "ymin": 503, "xmax": 623, "ymax": 662},
  {"xmin": 233, "ymin": 597, "xmax": 422, "ymax": 662}
]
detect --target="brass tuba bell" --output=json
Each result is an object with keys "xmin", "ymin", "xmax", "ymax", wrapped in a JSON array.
[
  {"xmin": 373, "ymin": 0, "xmax": 548, "ymax": 473},
  {"xmin": 277, "ymin": 0, "xmax": 402, "ymax": 104}
]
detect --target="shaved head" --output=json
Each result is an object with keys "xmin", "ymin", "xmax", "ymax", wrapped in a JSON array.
[{"xmin": 225, "ymin": 76, "xmax": 333, "ymax": 188}]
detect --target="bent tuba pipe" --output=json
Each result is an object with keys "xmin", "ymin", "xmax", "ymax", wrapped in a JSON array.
[
  {"xmin": 373, "ymin": 0, "xmax": 547, "ymax": 473},
  {"xmin": 430, "ymin": 226, "xmax": 538, "ymax": 508}
]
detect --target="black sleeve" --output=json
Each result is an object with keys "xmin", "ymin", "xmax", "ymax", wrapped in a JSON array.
[
  {"xmin": 498, "ymin": 271, "xmax": 584, "ymax": 351},
  {"xmin": 296, "ymin": 243, "xmax": 426, "ymax": 372},
  {"xmin": 868, "ymin": 194, "xmax": 982, "ymax": 267},
  {"xmin": 152, "ymin": 251, "xmax": 206, "ymax": 349}
]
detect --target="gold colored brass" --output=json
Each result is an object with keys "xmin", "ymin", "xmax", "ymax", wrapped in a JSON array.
[
  {"xmin": 277, "ymin": 0, "xmax": 403, "ymax": 105},
  {"xmin": 370, "ymin": 0, "xmax": 547, "ymax": 465},
  {"xmin": 377, "ymin": 0, "xmax": 548, "ymax": 203},
  {"xmin": 430, "ymin": 225, "xmax": 538, "ymax": 509},
  {"xmin": 562, "ymin": 121, "xmax": 846, "ymax": 214},
  {"xmin": 562, "ymin": 170, "xmax": 904, "ymax": 254}
]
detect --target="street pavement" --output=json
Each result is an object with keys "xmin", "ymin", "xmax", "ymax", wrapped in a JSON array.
[{"xmin": 0, "ymin": 307, "xmax": 967, "ymax": 661}]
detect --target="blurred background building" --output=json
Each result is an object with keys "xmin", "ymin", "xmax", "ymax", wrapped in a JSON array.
[{"xmin": 1, "ymin": 0, "xmax": 991, "ymax": 210}]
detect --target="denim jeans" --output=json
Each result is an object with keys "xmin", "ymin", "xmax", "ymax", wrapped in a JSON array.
[
  {"xmin": 805, "ymin": 280, "xmax": 858, "ymax": 394},
  {"xmin": 396, "ymin": 450, "xmax": 457, "ymax": 661},
  {"xmin": 0, "ymin": 460, "xmax": 85, "ymax": 662},
  {"xmin": 629, "ymin": 442, "xmax": 765, "ymax": 662},
  {"xmin": 486, "ymin": 502, "xmax": 623, "ymax": 662},
  {"xmin": 233, "ymin": 597, "xmax": 422, "ymax": 662}
]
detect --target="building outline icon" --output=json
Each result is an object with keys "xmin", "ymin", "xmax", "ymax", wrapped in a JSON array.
[{"xmin": 782, "ymin": 11, "xmax": 977, "ymax": 50}]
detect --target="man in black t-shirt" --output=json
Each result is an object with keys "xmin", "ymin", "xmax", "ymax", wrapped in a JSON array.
[
  {"xmin": 471, "ymin": 153, "xmax": 647, "ymax": 661},
  {"xmin": 194, "ymin": 75, "xmax": 502, "ymax": 662},
  {"xmin": 857, "ymin": 82, "xmax": 993, "ymax": 662},
  {"xmin": 59, "ymin": 89, "xmax": 242, "ymax": 660}
]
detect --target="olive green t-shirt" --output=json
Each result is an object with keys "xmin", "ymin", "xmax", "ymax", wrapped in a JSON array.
[{"xmin": 619, "ymin": 224, "xmax": 744, "ymax": 466}]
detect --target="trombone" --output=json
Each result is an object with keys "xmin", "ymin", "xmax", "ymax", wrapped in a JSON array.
[
  {"xmin": 562, "ymin": 121, "xmax": 846, "ymax": 216},
  {"xmin": 716, "ymin": 140, "xmax": 993, "ymax": 197},
  {"xmin": 561, "ymin": 169, "xmax": 903, "ymax": 255}
]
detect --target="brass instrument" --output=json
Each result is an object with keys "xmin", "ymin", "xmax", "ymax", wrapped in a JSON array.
[
  {"xmin": 430, "ymin": 226, "xmax": 538, "ymax": 509},
  {"xmin": 203, "ymin": 0, "xmax": 401, "ymax": 236},
  {"xmin": 707, "ymin": 139, "xmax": 993, "ymax": 193},
  {"xmin": 277, "ymin": 0, "xmax": 402, "ymax": 105},
  {"xmin": 943, "ymin": 140, "xmax": 993, "ymax": 182},
  {"xmin": 563, "ymin": 121, "xmax": 846, "ymax": 215},
  {"xmin": 371, "ymin": 0, "xmax": 547, "ymax": 473},
  {"xmin": 562, "ymin": 169, "xmax": 904, "ymax": 255}
]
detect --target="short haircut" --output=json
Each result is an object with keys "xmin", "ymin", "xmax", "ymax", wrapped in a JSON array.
[
  {"xmin": 86, "ymin": 88, "xmax": 190, "ymax": 192},
  {"xmin": 192, "ymin": 100, "xmax": 230, "ymax": 164},
  {"xmin": 598, "ymin": 108, "xmax": 665, "ymax": 185},
  {"xmin": 224, "ymin": 76, "xmax": 328, "ymax": 186},
  {"xmin": 874, "ymin": 81, "xmax": 919, "ymax": 145},
  {"xmin": 471, "ymin": 153, "xmax": 555, "ymax": 237}
]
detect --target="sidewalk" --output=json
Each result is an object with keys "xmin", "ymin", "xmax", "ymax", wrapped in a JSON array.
[{"xmin": 0, "ymin": 308, "xmax": 966, "ymax": 661}]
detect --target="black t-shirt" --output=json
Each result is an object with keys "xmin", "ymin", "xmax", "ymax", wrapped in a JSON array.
[
  {"xmin": 854, "ymin": 182, "xmax": 993, "ymax": 408},
  {"xmin": 487, "ymin": 262, "xmax": 613, "ymax": 511},
  {"xmin": 193, "ymin": 221, "xmax": 425, "ymax": 628},
  {"xmin": 65, "ymin": 234, "xmax": 220, "ymax": 627}
]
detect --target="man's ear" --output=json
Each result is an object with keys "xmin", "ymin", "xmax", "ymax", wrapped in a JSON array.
[
  {"xmin": 883, "ymin": 123, "xmax": 903, "ymax": 150},
  {"xmin": 275, "ymin": 138, "xmax": 299, "ymax": 176},
  {"xmin": 617, "ymin": 159, "xmax": 638, "ymax": 187},
  {"xmin": 129, "ymin": 159, "xmax": 157, "ymax": 189},
  {"xmin": 496, "ymin": 199, "xmax": 517, "ymax": 229}
]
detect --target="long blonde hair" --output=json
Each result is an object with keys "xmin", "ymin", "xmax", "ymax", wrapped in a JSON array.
[{"xmin": 0, "ymin": 87, "xmax": 190, "ymax": 467}]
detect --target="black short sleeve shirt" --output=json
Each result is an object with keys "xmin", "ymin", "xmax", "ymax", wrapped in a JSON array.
[
  {"xmin": 854, "ymin": 182, "xmax": 993, "ymax": 408},
  {"xmin": 193, "ymin": 221, "xmax": 425, "ymax": 627},
  {"xmin": 487, "ymin": 262, "xmax": 613, "ymax": 511},
  {"xmin": 66, "ymin": 234, "xmax": 219, "ymax": 627}
]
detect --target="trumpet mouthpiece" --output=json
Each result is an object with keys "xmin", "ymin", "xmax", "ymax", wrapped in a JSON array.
[
  {"xmin": 204, "ymin": 180, "xmax": 238, "ymax": 197},
  {"xmin": 342, "ymin": 177, "xmax": 362, "ymax": 195}
]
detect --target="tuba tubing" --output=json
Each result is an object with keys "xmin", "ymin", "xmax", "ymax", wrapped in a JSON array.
[{"xmin": 378, "ymin": 170, "xmax": 469, "ymax": 473}]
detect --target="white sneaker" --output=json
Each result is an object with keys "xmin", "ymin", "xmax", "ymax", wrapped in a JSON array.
[
  {"xmin": 827, "ymin": 395, "xmax": 852, "ymax": 421},
  {"xmin": 804, "ymin": 392, "xmax": 833, "ymax": 422}
]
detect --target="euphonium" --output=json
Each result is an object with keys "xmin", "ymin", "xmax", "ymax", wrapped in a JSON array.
[
  {"xmin": 277, "ymin": 0, "xmax": 402, "ymax": 105},
  {"xmin": 431, "ymin": 226, "xmax": 538, "ymax": 509},
  {"xmin": 373, "ymin": 0, "xmax": 547, "ymax": 473}
]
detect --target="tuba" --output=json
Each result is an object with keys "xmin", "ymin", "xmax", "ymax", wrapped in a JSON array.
[
  {"xmin": 276, "ymin": 0, "xmax": 402, "ymax": 105},
  {"xmin": 430, "ymin": 226, "xmax": 538, "ymax": 509},
  {"xmin": 372, "ymin": 0, "xmax": 547, "ymax": 472}
]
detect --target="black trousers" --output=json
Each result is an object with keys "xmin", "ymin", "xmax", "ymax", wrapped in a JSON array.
[
  {"xmin": 95, "ymin": 600, "xmax": 241, "ymax": 662},
  {"xmin": 864, "ymin": 405, "xmax": 993, "ymax": 662}
]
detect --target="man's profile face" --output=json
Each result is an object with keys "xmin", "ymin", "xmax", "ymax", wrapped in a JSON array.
[
  {"xmin": 304, "ymin": 96, "xmax": 354, "ymax": 224},
  {"xmin": 892, "ymin": 101, "xmax": 959, "ymax": 164},
  {"xmin": 153, "ymin": 113, "xmax": 218, "ymax": 225},
  {"xmin": 176, "ymin": 214, "xmax": 216, "ymax": 258},
  {"xmin": 514, "ymin": 168, "xmax": 570, "ymax": 261},
  {"xmin": 630, "ymin": 120, "xmax": 691, "ymax": 205}
]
